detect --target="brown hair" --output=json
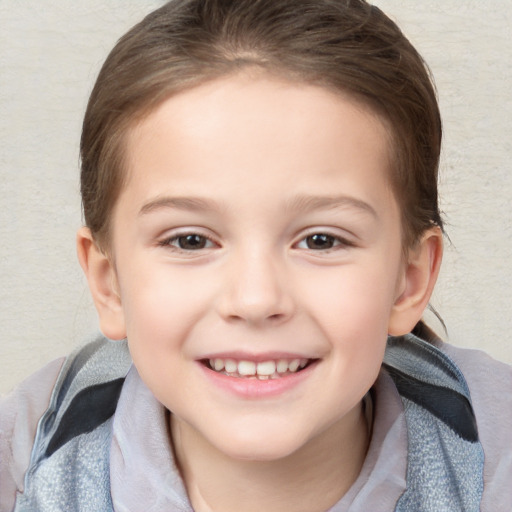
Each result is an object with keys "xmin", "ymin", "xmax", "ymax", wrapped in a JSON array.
[{"xmin": 80, "ymin": 0, "xmax": 443, "ymax": 250}]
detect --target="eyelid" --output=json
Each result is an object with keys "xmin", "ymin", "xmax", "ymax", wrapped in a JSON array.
[
  {"xmin": 293, "ymin": 228, "xmax": 357, "ymax": 251},
  {"xmin": 157, "ymin": 228, "xmax": 220, "ymax": 252}
]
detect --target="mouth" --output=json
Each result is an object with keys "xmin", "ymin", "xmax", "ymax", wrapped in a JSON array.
[{"xmin": 201, "ymin": 357, "xmax": 317, "ymax": 380}]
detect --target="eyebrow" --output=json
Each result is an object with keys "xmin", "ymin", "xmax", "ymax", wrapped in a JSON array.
[
  {"xmin": 286, "ymin": 195, "xmax": 377, "ymax": 218},
  {"xmin": 139, "ymin": 194, "xmax": 377, "ymax": 218},
  {"xmin": 139, "ymin": 196, "xmax": 219, "ymax": 215}
]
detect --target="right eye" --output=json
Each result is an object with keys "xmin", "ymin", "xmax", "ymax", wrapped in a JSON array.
[
  {"xmin": 301, "ymin": 233, "xmax": 338, "ymax": 250},
  {"xmin": 159, "ymin": 233, "xmax": 216, "ymax": 251}
]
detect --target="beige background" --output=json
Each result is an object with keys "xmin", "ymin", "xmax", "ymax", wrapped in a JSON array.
[{"xmin": 1, "ymin": 1, "xmax": 511, "ymax": 394}]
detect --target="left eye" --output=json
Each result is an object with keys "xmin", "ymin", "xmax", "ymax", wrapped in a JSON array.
[
  {"xmin": 161, "ymin": 234, "xmax": 215, "ymax": 251},
  {"xmin": 297, "ymin": 233, "xmax": 347, "ymax": 250}
]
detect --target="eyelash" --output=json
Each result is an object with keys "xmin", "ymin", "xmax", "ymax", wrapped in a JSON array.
[
  {"xmin": 158, "ymin": 232, "xmax": 217, "ymax": 252},
  {"xmin": 158, "ymin": 230, "xmax": 354, "ymax": 253},
  {"xmin": 294, "ymin": 232, "xmax": 355, "ymax": 252}
]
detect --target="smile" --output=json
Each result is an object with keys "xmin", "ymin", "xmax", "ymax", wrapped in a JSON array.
[{"xmin": 205, "ymin": 357, "xmax": 314, "ymax": 380}]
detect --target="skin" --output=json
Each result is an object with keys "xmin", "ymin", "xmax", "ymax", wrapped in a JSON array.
[{"xmin": 78, "ymin": 72, "xmax": 442, "ymax": 512}]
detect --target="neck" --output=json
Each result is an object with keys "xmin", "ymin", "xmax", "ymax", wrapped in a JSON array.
[{"xmin": 170, "ymin": 403, "xmax": 370, "ymax": 512}]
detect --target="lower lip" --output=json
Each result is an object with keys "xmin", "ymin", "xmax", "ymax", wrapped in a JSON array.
[{"xmin": 197, "ymin": 361, "xmax": 318, "ymax": 399}]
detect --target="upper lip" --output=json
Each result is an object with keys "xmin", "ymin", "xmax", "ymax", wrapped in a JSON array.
[{"xmin": 198, "ymin": 351, "xmax": 318, "ymax": 362}]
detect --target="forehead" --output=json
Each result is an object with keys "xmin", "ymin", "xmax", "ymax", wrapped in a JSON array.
[{"xmin": 122, "ymin": 72, "xmax": 394, "ymax": 193}]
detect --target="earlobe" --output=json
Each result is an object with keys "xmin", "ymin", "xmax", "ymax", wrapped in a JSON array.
[
  {"xmin": 76, "ymin": 227, "xmax": 127, "ymax": 340},
  {"xmin": 388, "ymin": 227, "xmax": 443, "ymax": 336}
]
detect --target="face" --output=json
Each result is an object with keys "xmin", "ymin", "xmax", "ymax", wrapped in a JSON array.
[{"xmin": 108, "ymin": 73, "xmax": 408, "ymax": 461}]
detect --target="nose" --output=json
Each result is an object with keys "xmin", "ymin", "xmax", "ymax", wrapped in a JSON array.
[{"xmin": 217, "ymin": 248, "xmax": 295, "ymax": 326}]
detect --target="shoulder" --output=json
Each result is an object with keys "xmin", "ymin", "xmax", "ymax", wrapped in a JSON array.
[
  {"xmin": 0, "ymin": 336, "xmax": 132, "ymax": 512},
  {"xmin": 0, "ymin": 357, "xmax": 64, "ymax": 512},
  {"xmin": 439, "ymin": 341, "xmax": 512, "ymax": 419},
  {"xmin": 439, "ymin": 341, "xmax": 512, "ymax": 510}
]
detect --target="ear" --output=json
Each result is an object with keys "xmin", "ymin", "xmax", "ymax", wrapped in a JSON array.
[
  {"xmin": 76, "ymin": 227, "xmax": 127, "ymax": 340},
  {"xmin": 388, "ymin": 227, "xmax": 443, "ymax": 336}
]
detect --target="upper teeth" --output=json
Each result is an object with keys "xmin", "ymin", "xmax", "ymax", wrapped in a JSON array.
[{"xmin": 209, "ymin": 358, "xmax": 309, "ymax": 377}]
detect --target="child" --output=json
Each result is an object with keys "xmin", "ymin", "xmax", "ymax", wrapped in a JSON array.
[{"xmin": 1, "ymin": 1, "xmax": 511, "ymax": 511}]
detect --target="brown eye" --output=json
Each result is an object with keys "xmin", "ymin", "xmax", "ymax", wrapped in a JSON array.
[
  {"xmin": 159, "ymin": 231, "xmax": 217, "ymax": 253},
  {"xmin": 305, "ymin": 234, "xmax": 336, "ymax": 250},
  {"xmin": 176, "ymin": 234, "xmax": 208, "ymax": 250}
]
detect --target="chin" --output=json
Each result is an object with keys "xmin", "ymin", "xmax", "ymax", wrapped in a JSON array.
[{"xmin": 210, "ymin": 426, "xmax": 311, "ymax": 463}]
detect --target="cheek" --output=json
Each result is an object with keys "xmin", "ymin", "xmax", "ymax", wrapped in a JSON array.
[
  {"xmin": 117, "ymin": 261, "xmax": 220, "ymax": 371},
  {"xmin": 304, "ymin": 261, "xmax": 399, "ymax": 335},
  {"xmin": 118, "ymin": 273, "xmax": 198, "ymax": 408},
  {"xmin": 117, "ymin": 269, "xmax": 186, "ymax": 352},
  {"xmin": 120, "ymin": 259, "xmax": 205, "ymax": 320}
]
